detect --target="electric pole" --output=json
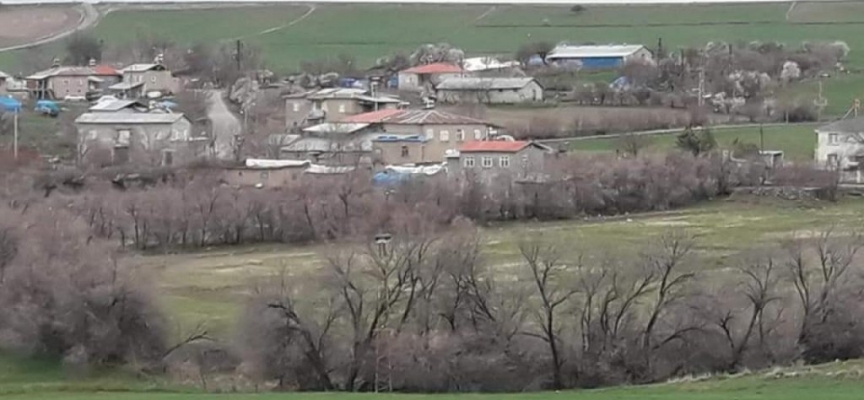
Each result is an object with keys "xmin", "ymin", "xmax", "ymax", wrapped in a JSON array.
[{"xmin": 13, "ymin": 110, "xmax": 18, "ymax": 160}]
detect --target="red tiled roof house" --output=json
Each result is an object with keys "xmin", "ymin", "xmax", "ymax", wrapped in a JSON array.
[
  {"xmin": 450, "ymin": 140, "xmax": 552, "ymax": 181},
  {"xmin": 397, "ymin": 62, "xmax": 467, "ymax": 92},
  {"xmin": 26, "ymin": 64, "xmax": 122, "ymax": 100}
]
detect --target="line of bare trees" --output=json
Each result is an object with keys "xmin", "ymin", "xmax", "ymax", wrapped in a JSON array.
[{"xmin": 227, "ymin": 226, "xmax": 864, "ymax": 392}]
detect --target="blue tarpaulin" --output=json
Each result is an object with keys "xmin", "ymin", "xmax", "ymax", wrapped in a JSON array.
[{"xmin": 0, "ymin": 96, "xmax": 21, "ymax": 113}]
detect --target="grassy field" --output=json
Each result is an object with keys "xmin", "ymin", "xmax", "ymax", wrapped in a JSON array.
[{"xmin": 569, "ymin": 123, "xmax": 819, "ymax": 160}]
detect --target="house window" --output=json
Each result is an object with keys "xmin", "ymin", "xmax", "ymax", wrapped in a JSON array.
[
  {"xmin": 112, "ymin": 147, "xmax": 129, "ymax": 164},
  {"xmin": 456, "ymin": 129, "xmax": 465, "ymax": 142},
  {"xmin": 292, "ymin": 102, "xmax": 300, "ymax": 112},
  {"xmin": 338, "ymin": 104, "xmax": 346, "ymax": 113},
  {"xmin": 481, "ymin": 156, "xmax": 493, "ymax": 168},
  {"xmin": 440, "ymin": 130, "xmax": 450, "ymax": 142},
  {"xmin": 62, "ymin": 79, "xmax": 69, "ymax": 85},
  {"xmin": 425, "ymin": 128, "xmax": 434, "ymax": 140},
  {"xmin": 78, "ymin": 79, "xmax": 84, "ymax": 85},
  {"xmin": 117, "ymin": 130, "xmax": 131, "ymax": 146},
  {"xmin": 829, "ymin": 133, "xmax": 839, "ymax": 145},
  {"xmin": 150, "ymin": 76, "xmax": 157, "ymax": 83},
  {"xmin": 401, "ymin": 145, "xmax": 409, "ymax": 157},
  {"xmin": 499, "ymin": 156, "xmax": 510, "ymax": 168},
  {"xmin": 474, "ymin": 129, "xmax": 482, "ymax": 140},
  {"xmin": 162, "ymin": 150, "xmax": 174, "ymax": 166},
  {"xmin": 828, "ymin": 153, "xmax": 839, "ymax": 166},
  {"xmin": 463, "ymin": 156, "xmax": 475, "ymax": 167}
]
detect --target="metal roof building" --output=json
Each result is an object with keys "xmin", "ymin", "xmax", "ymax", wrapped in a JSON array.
[{"xmin": 546, "ymin": 44, "xmax": 653, "ymax": 70}]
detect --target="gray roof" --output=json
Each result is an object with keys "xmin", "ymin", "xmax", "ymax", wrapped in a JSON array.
[
  {"xmin": 547, "ymin": 44, "xmax": 647, "ymax": 60},
  {"xmin": 75, "ymin": 112, "xmax": 186, "ymax": 125},
  {"xmin": 816, "ymin": 117, "xmax": 864, "ymax": 134},
  {"xmin": 89, "ymin": 100, "xmax": 146, "ymax": 112},
  {"xmin": 436, "ymin": 77, "xmax": 538, "ymax": 91},
  {"xmin": 0, "ymin": 71, "xmax": 8, "ymax": 79},
  {"xmin": 121, "ymin": 64, "xmax": 165, "ymax": 73},
  {"xmin": 109, "ymin": 81, "xmax": 145, "ymax": 90}
]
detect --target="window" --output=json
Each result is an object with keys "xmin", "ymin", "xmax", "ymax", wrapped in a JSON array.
[
  {"xmin": 62, "ymin": 79, "xmax": 69, "ymax": 85},
  {"xmin": 463, "ymin": 156, "xmax": 475, "ymax": 168},
  {"xmin": 162, "ymin": 150, "xmax": 174, "ymax": 166},
  {"xmin": 117, "ymin": 130, "xmax": 131, "ymax": 146},
  {"xmin": 292, "ymin": 102, "xmax": 300, "ymax": 112},
  {"xmin": 260, "ymin": 171, "xmax": 269, "ymax": 179},
  {"xmin": 456, "ymin": 129, "xmax": 465, "ymax": 142},
  {"xmin": 829, "ymin": 133, "xmax": 839, "ymax": 145},
  {"xmin": 425, "ymin": 128, "xmax": 434, "ymax": 140},
  {"xmin": 338, "ymin": 104, "xmax": 346, "ymax": 113},
  {"xmin": 481, "ymin": 156, "xmax": 493, "ymax": 168},
  {"xmin": 828, "ymin": 153, "xmax": 839, "ymax": 166},
  {"xmin": 150, "ymin": 76, "xmax": 157, "ymax": 83},
  {"xmin": 112, "ymin": 147, "xmax": 129, "ymax": 165},
  {"xmin": 78, "ymin": 79, "xmax": 84, "ymax": 85},
  {"xmin": 499, "ymin": 156, "xmax": 510, "ymax": 168},
  {"xmin": 440, "ymin": 130, "xmax": 450, "ymax": 142},
  {"xmin": 401, "ymin": 145, "xmax": 409, "ymax": 157},
  {"xmin": 473, "ymin": 129, "xmax": 482, "ymax": 140}
]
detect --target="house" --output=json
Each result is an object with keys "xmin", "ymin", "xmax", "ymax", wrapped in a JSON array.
[
  {"xmin": 26, "ymin": 64, "xmax": 122, "ymax": 100},
  {"xmin": 436, "ymin": 77, "xmax": 543, "ymax": 104},
  {"xmin": 120, "ymin": 63, "xmax": 179, "ymax": 95},
  {"xmin": 545, "ymin": 44, "xmax": 653, "ymax": 70},
  {"xmin": 75, "ymin": 112, "xmax": 206, "ymax": 167},
  {"xmin": 222, "ymin": 159, "xmax": 311, "ymax": 188},
  {"xmin": 0, "ymin": 71, "xmax": 8, "ymax": 94},
  {"xmin": 283, "ymin": 88, "xmax": 404, "ymax": 131},
  {"xmin": 397, "ymin": 63, "xmax": 466, "ymax": 92},
  {"xmin": 815, "ymin": 117, "xmax": 864, "ymax": 182},
  {"xmin": 448, "ymin": 140, "xmax": 552, "ymax": 181}
]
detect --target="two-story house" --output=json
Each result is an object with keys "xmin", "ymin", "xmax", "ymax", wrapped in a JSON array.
[
  {"xmin": 448, "ymin": 140, "xmax": 552, "ymax": 182},
  {"xmin": 815, "ymin": 117, "xmax": 864, "ymax": 182},
  {"xmin": 26, "ymin": 64, "xmax": 122, "ymax": 100},
  {"xmin": 119, "ymin": 63, "xmax": 179, "ymax": 95},
  {"xmin": 283, "ymin": 88, "xmax": 404, "ymax": 131}
]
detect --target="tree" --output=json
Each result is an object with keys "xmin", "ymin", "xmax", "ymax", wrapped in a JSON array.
[
  {"xmin": 64, "ymin": 34, "xmax": 103, "ymax": 66},
  {"xmin": 516, "ymin": 41, "xmax": 555, "ymax": 66},
  {"xmin": 618, "ymin": 133, "xmax": 650, "ymax": 157},
  {"xmin": 676, "ymin": 127, "xmax": 716, "ymax": 156}
]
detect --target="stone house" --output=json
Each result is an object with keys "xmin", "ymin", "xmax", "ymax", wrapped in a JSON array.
[
  {"xmin": 448, "ymin": 140, "xmax": 552, "ymax": 181},
  {"xmin": 221, "ymin": 159, "xmax": 310, "ymax": 188},
  {"xmin": 26, "ymin": 64, "xmax": 122, "ymax": 100},
  {"xmin": 120, "ymin": 63, "xmax": 179, "ymax": 95},
  {"xmin": 75, "ymin": 112, "xmax": 206, "ymax": 167},
  {"xmin": 815, "ymin": 117, "xmax": 864, "ymax": 182},
  {"xmin": 397, "ymin": 63, "xmax": 466, "ymax": 92},
  {"xmin": 283, "ymin": 88, "xmax": 403, "ymax": 131},
  {"xmin": 436, "ymin": 77, "xmax": 544, "ymax": 104}
]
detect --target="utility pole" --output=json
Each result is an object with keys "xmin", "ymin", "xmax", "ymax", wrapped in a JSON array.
[
  {"xmin": 759, "ymin": 124, "xmax": 764, "ymax": 153},
  {"xmin": 235, "ymin": 39, "xmax": 243, "ymax": 71},
  {"xmin": 13, "ymin": 110, "xmax": 18, "ymax": 160}
]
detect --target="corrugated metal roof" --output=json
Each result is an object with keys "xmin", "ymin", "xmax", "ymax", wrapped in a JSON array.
[
  {"xmin": 244, "ymin": 159, "xmax": 310, "ymax": 169},
  {"xmin": 121, "ymin": 64, "xmax": 164, "ymax": 73},
  {"xmin": 75, "ymin": 112, "xmax": 186, "ymax": 124},
  {"xmin": 88, "ymin": 99, "xmax": 146, "ymax": 112},
  {"xmin": 459, "ymin": 140, "xmax": 530, "ymax": 153},
  {"xmin": 303, "ymin": 122, "xmax": 371, "ymax": 134},
  {"xmin": 547, "ymin": 44, "xmax": 647, "ymax": 60},
  {"xmin": 436, "ymin": 77, "xmax": 537, "ymax": 91},
  {"xmin": 462, "ymin": 57, "xmax": 520, "ymax": 72},
  {"xmin": 401, "ymin": 63, "xmax": 464, "ymax": 75},
  {"xmin": 816, "ymin": 117, "xmax": 864, "ymax": 134}
]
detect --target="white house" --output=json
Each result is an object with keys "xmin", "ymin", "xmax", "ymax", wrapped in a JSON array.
[{"xmin": 815, "ymin": 117, "xmax": 864, "ymax": 182}]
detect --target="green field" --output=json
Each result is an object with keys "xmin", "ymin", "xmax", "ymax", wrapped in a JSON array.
[
  {"xmin": 569, "ymin": 123, "xmax": 819, "ymax": 160},
  {"xmin": 3, "ymin": 2, "xmax": 864, "ymax": 115}
]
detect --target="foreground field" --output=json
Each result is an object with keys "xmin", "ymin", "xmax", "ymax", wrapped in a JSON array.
[
  {"xmin": 1, "ymin": 355, "xmax": 864, "ymax": 399},
  {"xmin": 131, "ymin": 196, "xmax": 864, "ymax": 338},
  {"xmin": 569, "ymin": 123, "xmax": 818, "ymax": 160}
]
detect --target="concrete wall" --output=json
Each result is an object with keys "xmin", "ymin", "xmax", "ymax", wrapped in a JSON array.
[
  {"xmin": 625, "ymin": 47, "xmax": 654, "ymax": 64},
  {"xmin": 437, "ymin": 81, "xmax": 544, "ymax": 104},
  {"xmin": 398, "ymin": 72, "xmax": 463, "ymax": 92},
  {"xmin": 50, "ymin": 76, "xmax": 89, "ymax": 98},
  {"xmin": 77, "ymin": 119, "xmax": 196, "ymax": 166},
  {"xmin": 221, "ymin": 167, "xmax": 305, "ymax": 187},
  {"xmin": 450, "ymin": 146, "xmax": 546, "ymax": 181},
  {"xmin": 124, "ymin": 70, "xmax": 178, "ymax": 94},
  {"xmin": 373, "ymin": 140, "xmax": 438, "ymax": 165},
  {"xmin": 382, "ymin": 122, "xmax": 490, "ymax": 162}
]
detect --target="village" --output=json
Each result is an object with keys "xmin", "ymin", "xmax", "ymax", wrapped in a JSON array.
[{"xmin": 0, "ymin": 37, "xmax": 858, "ymax": 187}]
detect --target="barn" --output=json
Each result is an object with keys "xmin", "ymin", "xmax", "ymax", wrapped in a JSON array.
[
  {"xmin": 435, "ymin": 77, "xmax": 544, "ymax": 104},
  {"xmin": 545, "ymin": 44, "xmax": 653, "ymax": 70}
]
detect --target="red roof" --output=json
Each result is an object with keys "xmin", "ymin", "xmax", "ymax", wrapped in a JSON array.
[
  {"xmin": 402, "ymin": 63, "xmax": 464, "ymax": 75},
  {"xmin": 340, "ymin": 108, "xmax": 403, "ymax": 123},
  {"xmin": 459, "ymin": 141, "xmax": 530, "ymax": 153},
  {"xmin": 92, "ymin": 65, "xmax": 121, "ymax": 76}
]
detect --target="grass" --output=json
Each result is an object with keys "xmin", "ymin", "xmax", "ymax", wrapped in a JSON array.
[{"xmin": 569, "ymin": 123, "xmax": 819, "ymax": 161}]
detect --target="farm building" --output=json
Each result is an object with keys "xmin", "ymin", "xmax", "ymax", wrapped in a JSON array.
[
  {"xmin": 815, "ymin": 117, "xmax": 864, "ymax": 183},
  {"xmin": 545, "ymin": 44, "xmax": 653, "ymax": 70},
  {"xmin": 75, "ymin": 112, "xmax": 207, "ymax": 167},
  {"xmin": 397, "ymin": 63, "xmax": 466, "ymax": 92},
  {"xmin": 436, "ymin": 77, "xmax": 543, "ymax": 104}
]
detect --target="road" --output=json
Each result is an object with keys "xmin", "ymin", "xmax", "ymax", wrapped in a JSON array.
[
  {"xmin": 0, "ymin": 3, "xmax": 99, "ymax": 53},
  {"xmin": 206, "ymin": 90, "xmax": 241, "ymax": 160}
]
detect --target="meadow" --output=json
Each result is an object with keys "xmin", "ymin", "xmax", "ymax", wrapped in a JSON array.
[{"xmin": 568, "ymin": 123, "xmax": 819, "ymax": 160}]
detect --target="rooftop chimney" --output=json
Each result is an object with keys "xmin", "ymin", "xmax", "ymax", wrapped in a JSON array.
[{"xmin": 88, "ymin": 58, "xmax": 96, "ymax": 67}]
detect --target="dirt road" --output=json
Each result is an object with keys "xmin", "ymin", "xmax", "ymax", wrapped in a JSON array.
[{"xmin": 206, "ymin": 90, "xmax": 241, "ymax": 160}]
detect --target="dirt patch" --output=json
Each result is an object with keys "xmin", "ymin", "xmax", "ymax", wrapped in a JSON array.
[{"xmin": 0, "ymin": 6, "xmax": 81, "ymax": 48}]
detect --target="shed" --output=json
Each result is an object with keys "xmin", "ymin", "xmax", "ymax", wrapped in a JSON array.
[
  {"xmin": 436, "ymin": 77, "xmax": 543, "ymax": 104},
  {"xmin": 546, "ymin": 44, "xmax": 653, "ymax": 70}
]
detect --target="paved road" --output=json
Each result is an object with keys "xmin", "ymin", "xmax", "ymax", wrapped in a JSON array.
[
  {"xmin": 0, "ymin": 3, "xmax": 99, "ymax": 53},
  {"xmin": 206, "ymin": 90, "xmax": 241, "ymax": 160}
]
